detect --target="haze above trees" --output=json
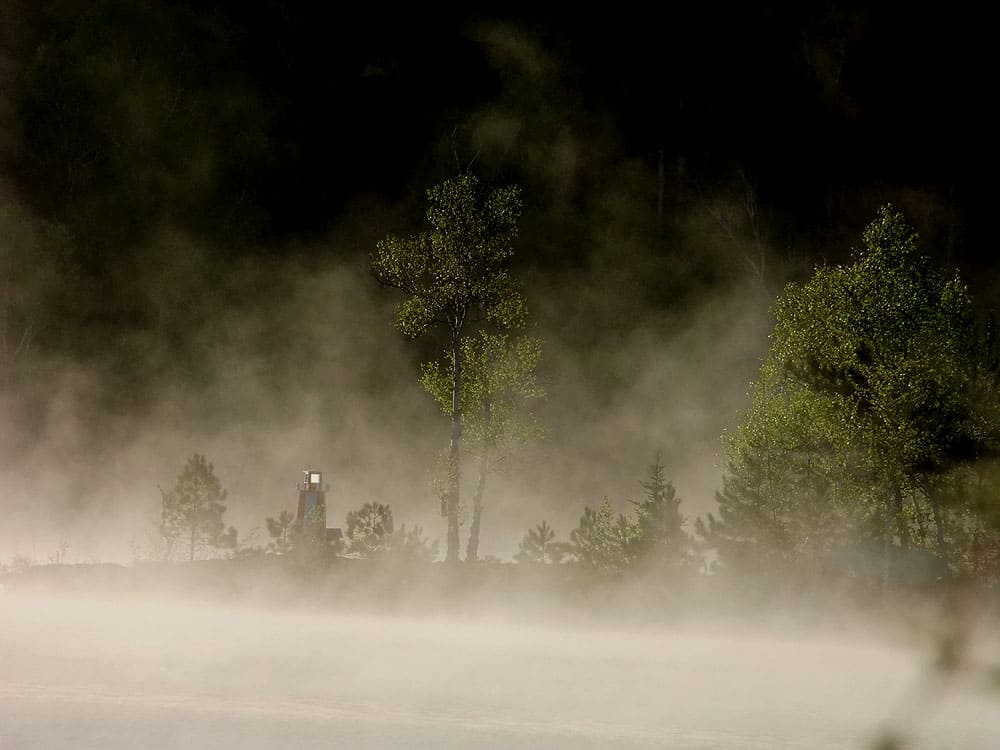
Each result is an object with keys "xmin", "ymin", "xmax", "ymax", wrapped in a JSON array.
[{"xmin": 1, "ymin": 4, "xmax": 997, "ymax": 598}]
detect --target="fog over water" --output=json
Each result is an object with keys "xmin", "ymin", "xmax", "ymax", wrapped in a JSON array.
[
  {"xmin": 2, "ymin": 590, "xmax": 998, "ymax": 749},
  {"xmin": 2, "ymin": 8, "xmax": 998, "ymax": 748},
  {"xmin": 2, "ymin": 11, "xmax": 993, "ymax": 569},
  {"xmin": 0, "ymin": 209, "xmax": 775, "ymax": 566}
]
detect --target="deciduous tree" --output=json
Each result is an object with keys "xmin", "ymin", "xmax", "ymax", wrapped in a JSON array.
[
  {"xmin": 421, "ymin": 331, "xmax": 544, "ymax": 561},
  {"xmin": 707, "ymin": 206, "xmax": 992, "ymax": 581},
  {"xmin": 372, "ymin": 173, "xmax": 525, "ymax": 563}
]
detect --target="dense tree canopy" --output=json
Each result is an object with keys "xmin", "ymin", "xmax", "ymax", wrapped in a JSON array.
[{"xmin": 704, "ymin": 206, "xmax": 1000, "ymax": 583}]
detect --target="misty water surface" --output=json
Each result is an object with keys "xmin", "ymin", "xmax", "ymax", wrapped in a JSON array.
[{"xmin": 2, "ymin": 592, "xmax": 998, "ymax": 749}]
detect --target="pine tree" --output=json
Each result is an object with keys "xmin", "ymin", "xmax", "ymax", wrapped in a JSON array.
[
  {"xmin": 160, "ymin": 453, "xmax": 230, "ymax": 562},
  {"xmin": 630, "ymin": 452, "xmax": 690, "ymax": 568},
  {"xmin": 345, "ymin": 502, "xmax": 395, "ymax": 558},
  {"xmin": 570, "ymin": 498, "xmax": 637, "ymax": 573},
  {"xmin": 515, "ymin": 521, "xmax": 566, "ymax": 564}
]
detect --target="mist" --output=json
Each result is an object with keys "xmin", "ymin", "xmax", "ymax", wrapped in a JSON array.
[
  {"xmin": 1, "ymin": 18, "xmax": 797, "ymax": 565},
  {"xmin": 0, "ymin": 22, "xmax": 778, "ymax": 566},
  {"xmin": 3, "ymin": 587, "xmax": 999, "ymax": 749},
  {"xmin": 0, "ymin": 193, "xmax": 774, "ymax": 564},
  {"xmin": 2, "ymin": 5, "xmax": 999, "ymax": 748},
  {"xmin": 1, "ymin": 8, "xmax": 984, "ymax": 564}
]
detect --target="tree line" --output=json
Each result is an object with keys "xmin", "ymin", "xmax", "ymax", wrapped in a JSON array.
[
  {"xmin": 151, "ymin": 448, "xmax": 691, "ymax": 575},
  {"xmin": 701, "ymin": 206, "xmax": 1000, "ymax": 589},
  {"xmin": 144, "ymin": 188, "xmax": 998, "ymax": 594}
]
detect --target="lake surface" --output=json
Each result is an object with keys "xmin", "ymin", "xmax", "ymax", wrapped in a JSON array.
[{"xmin": 1, "ymin": 592, "xmax": 997, "ymax": 749}]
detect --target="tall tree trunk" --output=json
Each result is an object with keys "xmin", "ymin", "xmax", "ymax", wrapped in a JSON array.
[
  {"xmin": 189, "ymin": 495, "xmax": 201, "ymax": 562},
  {"xmin": 189, "ymin": 518, "xmax": 196, "ymax": 562},
  {"xmin": 882, "ymin": 510, "xmax": 890, "ymax": 595},
  {"xmin": 446, "ymin": 333, "xmax": 462, "ymax": 564},
  {"xmin": 971, "ymin": 470, "xmax": 985, "ymax": 578},
  {"xmin": 892, "ymin": 483, "xmax": 910, "ymax": 549},
  {"xmin": 970, "ymin": 526, "xmax": 982, "ymax": 579},
  {"xmin": 912, "ymin": 492, "xmax": 928, "ymax": 547},
  {"xmin": 925, "ymin": 485, "xmax": 947, "ymax": 557},
  {"xmin": 465, "ymin": 452, "xmax": 489, "ymax": 562}
]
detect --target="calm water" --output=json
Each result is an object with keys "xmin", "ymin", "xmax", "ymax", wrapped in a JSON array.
[{"xmin": 1, "ymin": 592, "xmax": 997, "ymax": 749}]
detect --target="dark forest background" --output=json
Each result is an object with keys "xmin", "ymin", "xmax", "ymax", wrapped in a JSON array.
[{"xmin": 1, "ymin": 0, "xmax": 995, "ymax": 562}]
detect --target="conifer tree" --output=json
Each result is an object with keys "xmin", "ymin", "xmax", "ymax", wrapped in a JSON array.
[
  {"xmin": 345, "ymin": 502, "xmax": 395, "ymax": 559},
  {"xmin": 160, "ymin": 453, "xmax": 230, "ymax": 562},
  {"xmin": 630, "ymin": 452, "xmax": 690, "ymax": 567},
  {"xmin": 515, "ymin": 521, "xmax": 568, "ymax": 564},
  {"xmin": 570, "ymin": 498, "xmax": 638, "ymax": 573}
]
